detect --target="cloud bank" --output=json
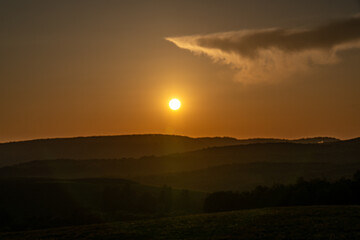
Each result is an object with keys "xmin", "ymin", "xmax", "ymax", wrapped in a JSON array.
[{"xmin": 166, "ymin": 15, "xmax": 360, "ymax": 83}]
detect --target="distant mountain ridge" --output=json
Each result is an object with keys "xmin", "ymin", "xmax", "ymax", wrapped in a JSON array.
[
  {"xmin": 0, "ymin": 137, "xmax": 357, "ymax": 181},
  {"xmin": 0, "ymin": 134, "xmax": 339, "ymax": 167}
]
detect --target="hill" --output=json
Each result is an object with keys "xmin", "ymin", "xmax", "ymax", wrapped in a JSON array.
[
  {"xmin": 1, "ymin": 206, "xmax": 359, "ymax": 239},
  {"xmin": 0, "ymin": 139, "xmax": 358, "ymax": 191},
  {"xmin": 0, "ymin": 134, "xmax": 241, "ymax": 167},
  {"xmin": 0, "ymin": 139, "xmax": 356, "ymax": 178},
  {"xmin": 135, "ymin": 162, "xmax": 360, "ymax": 192},
  {"xmin": 0, "ymin": 178, "xmax": 205, "ymax": 231},
  {"xmin": 0, "ymin": 134, "xmax": 339, "ymax": 167}
]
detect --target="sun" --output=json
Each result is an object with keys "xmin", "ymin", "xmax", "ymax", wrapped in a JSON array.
[{"xmin": 169, "ymin": 98, "xmax": 181, "ymax": 111}]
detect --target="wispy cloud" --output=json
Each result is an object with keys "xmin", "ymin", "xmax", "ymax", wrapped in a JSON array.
[{"xmin": 166, "ymin": 15, "xmax": 360, "ymax": 84}]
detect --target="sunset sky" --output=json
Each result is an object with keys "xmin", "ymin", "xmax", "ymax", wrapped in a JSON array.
[{"xmin": 1, "ymin": 0, "xmax": 360, "ymax": 142}]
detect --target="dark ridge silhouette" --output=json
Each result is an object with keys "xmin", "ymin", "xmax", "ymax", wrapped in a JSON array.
[
  {"xmin": 339, "ymin": 137, "xmax": 360, "ymax": 144},
  {"xmin": 0, "ymin": 134, "xmax": 339, "ymax": 167},
  {"xmin": 0, "ymin": 138, "xmax": 358, "ymax": 192},
  {"xmin": 0, "ymin": 134, "xmax": 239, "ymax": 167},
  {"xmin": 203, "ymin": 170, "xmax": 360, "ymax": 213}
]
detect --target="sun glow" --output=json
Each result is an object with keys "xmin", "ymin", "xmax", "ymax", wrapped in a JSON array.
[{"xmin": 169, "ymin": 98, "xmax": 181, "ymax": 110}]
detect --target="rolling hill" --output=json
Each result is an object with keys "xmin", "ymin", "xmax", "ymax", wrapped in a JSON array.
[
  {"xmin": 134, "ymin": 161, "xmax": 360, "ymax": 192},
  {"xmin": 0, "ymin": 138, "xmax": 358, "ymax": 191},
  {"xmin": 0, "ymin": 134, "xmax": 240, "ymax": 167},
  {"xmin": 0, "ymin": 134, "xmax": 339, "ymax": 167}
]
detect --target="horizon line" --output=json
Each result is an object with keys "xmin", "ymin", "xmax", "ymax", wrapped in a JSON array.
[{"xmin": 0, "ymin": 133, "xmax": 347, "ymax": 145}]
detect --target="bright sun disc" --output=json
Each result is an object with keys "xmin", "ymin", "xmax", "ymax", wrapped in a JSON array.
[{"xmin": 169, "ymin": 98, "xmax": 181, "ymax": 110}]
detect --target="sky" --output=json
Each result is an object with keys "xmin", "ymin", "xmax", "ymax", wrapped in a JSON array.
[{"xmin": 1, "ymin": 0, "xmax": 360, "ymax": 142}]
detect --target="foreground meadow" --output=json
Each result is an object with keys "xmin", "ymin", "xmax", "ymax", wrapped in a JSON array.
[{"xmin": 1, "ymin": 206, "xmax": 360, "ymax": 240}]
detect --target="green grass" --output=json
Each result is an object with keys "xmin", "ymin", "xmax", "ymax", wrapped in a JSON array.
[{"xmin": 1, "ymin": 206, "xmax": 360, "ymax": 240}]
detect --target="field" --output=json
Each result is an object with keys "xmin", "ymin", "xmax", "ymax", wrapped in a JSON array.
[{"xmin": 1, "ymin": 206, "xmax": 360, "ymax": 240}]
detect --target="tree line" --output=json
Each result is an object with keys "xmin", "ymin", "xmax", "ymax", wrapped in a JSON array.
[{"xmin": 204, "ymin": 171, "xmax": 360, "ymax": 212}]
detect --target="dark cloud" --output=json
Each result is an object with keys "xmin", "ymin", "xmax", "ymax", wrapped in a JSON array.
[
  {"xmin": 197, "ymin": 16, "xmax": 360, "ymax": 59},
  {"xmin": 166, "ymin": 15, "xmax": 360, "ymax": 83}
]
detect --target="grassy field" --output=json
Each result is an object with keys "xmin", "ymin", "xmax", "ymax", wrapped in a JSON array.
[{"xmin": 1, "ymin": 206, "xmax": 360, "ymax": 240}]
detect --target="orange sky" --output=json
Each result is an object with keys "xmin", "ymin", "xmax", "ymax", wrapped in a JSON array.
[{"xmin": 1, "ymin": 0, "xmax": 360, "ymax": 142}]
